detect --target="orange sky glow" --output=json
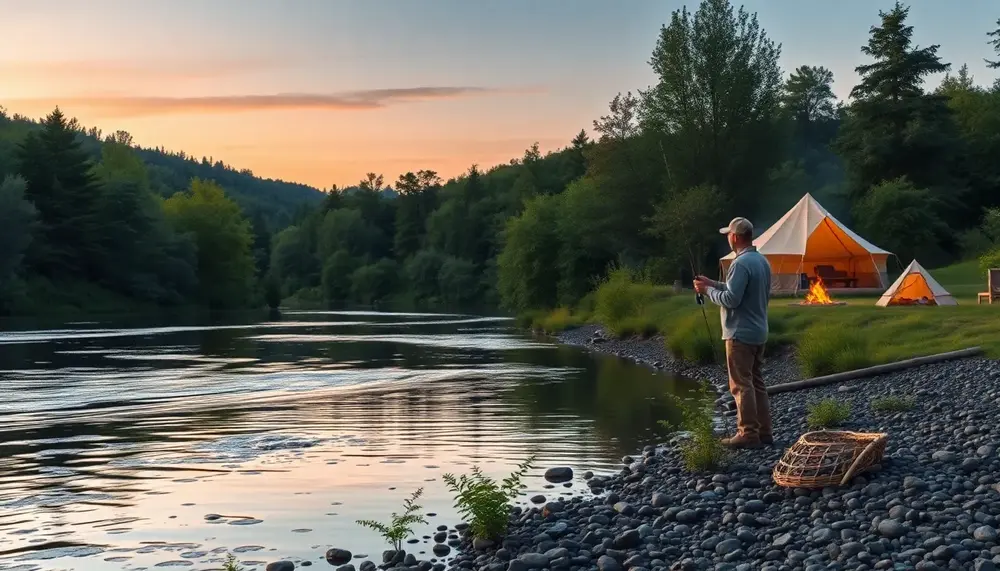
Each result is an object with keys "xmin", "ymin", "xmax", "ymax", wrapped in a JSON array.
[{"xmin": 2, "ymin": 0, "xmax": 997, "ymax": 189}]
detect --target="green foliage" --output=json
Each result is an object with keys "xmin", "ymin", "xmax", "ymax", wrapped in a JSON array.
[
  {"xmin": 497, "ymin": 194, "xmax": 561, "ymax": 311},
  {"xmin": 659, "ymin": 388, "xmax": 728, "ymax": 472},
  {"xmin": 593, "ymin": 267, "xmax": 667, "ymax": 336},
  {"xmin": 798, "ymin": 324, "xmax": 874, "ymax": 377},
  {"xmin": 854, "ymin": 177, "xmax": 949, "ymax": 266},
  {"xmin": 222, "ymin": 553, "xmax": 244, "ymax": 571},
  {"xmin": 870, "ymin": 395, "xmax": 916, "ymax": 413},
  {"xmin": 835, "ymin": 3, "xmax": 960, "ymax": 217},
  {"xmin": 806, "ymin": 399, "xmax": 851, "ymax": 429},
  {"xmin": 321, "ymin": 250, "xmax": 356, "ymax": 303},
  {"xmin": 0, "ymin": 175, "xmax": 37, "ymax": 313},
  {"xmin": 350, "ymin": 259, "xmax": 398, "ymax": 305},
  {"xmin": 533, "ymin": 307, "xmax": 588, "ymax": 334},
  {"xmin": 163, "ymin": 178, "xmax": 256, "ymax": 308},
  {"xmin": 356, "ymin": 488, "xmax": 428, "ymax": 552},
  {"xmin": 979, "ymin": 247, "xmax": 1000, "ymax": 275},
  {"xmin": 646, "ymin": 184, "xmax": 727, "ymax": 275},
  {"xmin": 666, "ymin": 313, "xmax": 720, "ymax": 365},
  {"xmin": 641, "ymin": 0, "xmax": 784, "ymax": 216},
  {"xmin": 443, "ymin": 456, "xmax": 536, "ymax": 541},
  {"xmin": 11, "ymin": 1, "xmax": 1000, "ymax": 316}
]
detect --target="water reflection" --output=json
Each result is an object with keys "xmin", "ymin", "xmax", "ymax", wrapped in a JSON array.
[{"xmin": 0, "ymin": 311, "xmax": 703, "ymax": 570}]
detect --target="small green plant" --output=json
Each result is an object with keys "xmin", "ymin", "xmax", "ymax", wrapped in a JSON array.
[
  {"xmin": 223, "ymin": 553, "xmax": 244, "ymax": 571},
  {"xmin": 357, "ymin": 488, "xmax": 428, "ymax": 551},
  {"xmin": 443, "ymin": 455, "xmax": 536, "ymax": 541},
  {"xmin": 870, "ymin": 395, "xmax": 915, "ymax": 413},
  {"xmin": 806, "ymin": 398, "xmax": 851, "ymax": 429},
  {"xmin": 659, "ymin": 387, "xmax": 728, "ymax": 472}
]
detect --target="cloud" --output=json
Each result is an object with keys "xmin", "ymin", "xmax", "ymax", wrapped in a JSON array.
[
  {"xmin": 0, "ymin": 58, "xmax": 283, "ymax": 81},
  {"xmin": 6, "ymin": 86, "xmax": 540, "ymax": 117}
]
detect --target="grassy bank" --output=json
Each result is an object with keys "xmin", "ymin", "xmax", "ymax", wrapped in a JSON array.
[{"xmin": 525, "ymin": 264, "xmax": 1000, "ymax": 377}]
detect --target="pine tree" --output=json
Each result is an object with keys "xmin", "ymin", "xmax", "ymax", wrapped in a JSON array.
[{"xmin": 16, "ymin": 108, "xmax": 103, "ymax": 278}]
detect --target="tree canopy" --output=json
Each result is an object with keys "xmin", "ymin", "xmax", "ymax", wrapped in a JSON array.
[{"xmin": 4, "ymin": 1, "xmax": 1000, "ymax": 315}]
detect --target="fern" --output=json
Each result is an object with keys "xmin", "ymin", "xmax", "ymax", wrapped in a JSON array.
[
  {"xmin": 223, "ymin": 553, "xmax": 244, "ymax": 571},
  {"xmin": 357, "ymin": 488, "xmax": 428, "ymax": 551},
  {"xmin": 443, "ymin": 454, "xmax": 536, "ymax": 541}
]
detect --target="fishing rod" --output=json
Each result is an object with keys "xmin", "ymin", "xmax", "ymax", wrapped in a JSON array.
[
  {"xmin": 658, "ymin": 139, "xmax": 730, "ymax": 435},
  {"xmin": 687, "ymin": 247, "xmax": 731, "ymax": 436}
]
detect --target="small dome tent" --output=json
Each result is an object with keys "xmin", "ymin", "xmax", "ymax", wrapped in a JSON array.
[
  {"xmin": 720, "ymin": 194, "xmax": 893, "ymax": 294},
  {"xmin": 876, "ymin": 260, "xmax": 957, "ymax": 306}
]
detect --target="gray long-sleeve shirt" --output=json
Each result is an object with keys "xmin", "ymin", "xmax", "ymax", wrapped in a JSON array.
[{"xmin": 705, "ymin": 246, "xmax": 771, "ymax": 345}]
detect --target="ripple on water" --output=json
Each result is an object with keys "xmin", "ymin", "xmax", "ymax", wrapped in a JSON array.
[
  {"xmin": 227, "ymin": 519, "xmax": 263, "ymax": 526},
  {"xmin": 154, "ymin": 561, "xmax": 193, "ymax": 567}
]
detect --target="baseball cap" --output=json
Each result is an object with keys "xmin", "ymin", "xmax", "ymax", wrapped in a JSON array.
[{"xmin": 719, "ymin": 217, "xmax": 753, "ymax": 236}]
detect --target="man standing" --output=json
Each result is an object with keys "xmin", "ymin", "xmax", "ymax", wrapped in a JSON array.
[{"xmin": 693, "ymin": 217, "xmax": 773, "ymax": 449}]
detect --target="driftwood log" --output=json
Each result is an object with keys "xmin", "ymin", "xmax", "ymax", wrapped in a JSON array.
[{"xmin": 765, "ymin": 347, "xmax": 984, "ymax": 396}]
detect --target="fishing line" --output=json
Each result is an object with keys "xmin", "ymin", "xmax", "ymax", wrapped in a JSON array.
[{"xmin": 687, "ymin": 246, "xmax": 732, "ymax": 437}]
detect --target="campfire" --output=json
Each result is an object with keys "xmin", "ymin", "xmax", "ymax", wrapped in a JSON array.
[{"xmin": 792, "ymin": 277, "xmax": 847, "ymax": 307}]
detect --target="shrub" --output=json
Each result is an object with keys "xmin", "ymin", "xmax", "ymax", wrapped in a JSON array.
[
  {"xmin": 806, "ymin": 399, "xmax": 851, "ymax": 429},
  {"xmin": 659, "ymin": 387, "xmax": 728, "ymax": 472},
  {"xmin": 357, "ymin": 488, "xmax": 428, "ymax": 551},
  {"xmin": 980, "ymin": 247, "xmax": 1000, "ymax": 276},
  {"xmin": 870, "ymin": 395, "xmax": 915, "ymax": 413},
  {"xmin": 593, "ymin": 267, "xmax": 666, "ymax": 335},
  {"xmin": 797, "ymin": 324, "xmax": 873, "ymax": 377},
  {"xmin": 665, "ymin": 312, "xmax": 720, "ymax": 365},
  {"xmin": 535, "ymin": 307, "xmax": 584, "ymax": 333},
  {"xmin": 443, "ymin": 455, "xmax": 536, "ymax": 541}
]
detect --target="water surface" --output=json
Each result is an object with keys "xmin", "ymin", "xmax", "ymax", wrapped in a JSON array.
[{"xmin": 0, "ymin": 311, "xmax": 702, "ymax": 570}]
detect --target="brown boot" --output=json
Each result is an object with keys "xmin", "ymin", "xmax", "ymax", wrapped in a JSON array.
[
  {"xmin": 720, "ymin": 434, "xmax": 763, "ymax": 449},
  {"xmin": 760, "ymin": 434, "xmax": 774, "ymax": 446}
]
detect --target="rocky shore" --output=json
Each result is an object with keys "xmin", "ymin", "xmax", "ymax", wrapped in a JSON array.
[
  {"xmin": 556, "ymin": 324, "xmax": 801, "ymax": 389},
  {"xmin": 432, "ymin": 330, "xmax": 1000, "ymax": 570},
  {"xmin": 294, "ymin": 328, "xmax": 1000, "ymax": 571}
]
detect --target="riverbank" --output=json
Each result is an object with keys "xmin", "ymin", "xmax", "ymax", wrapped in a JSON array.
[
  {"xmin": 522, "ymin": 267, "xmax": 1000, "ymax": 379},
  {"xmin": 441, "ymin": 353, "xmax": 1000, "ymax": 571}
]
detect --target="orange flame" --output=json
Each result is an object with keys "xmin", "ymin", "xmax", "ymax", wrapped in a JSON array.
[{"xmin": 804, "ymin": 277, "xmax": 834, "ymax": 304}]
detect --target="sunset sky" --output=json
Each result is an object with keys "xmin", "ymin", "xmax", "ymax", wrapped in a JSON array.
[{"xmin": 2, "ymin": 0, "xmax": 997, "ymax": 190}]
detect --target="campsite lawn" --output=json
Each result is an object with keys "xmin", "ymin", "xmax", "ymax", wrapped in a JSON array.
[{"xmin": 525, "ymin": 261, "xmax": 1000, "ymax": 377}]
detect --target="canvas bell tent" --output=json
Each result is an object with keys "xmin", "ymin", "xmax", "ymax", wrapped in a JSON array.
[
  {"xmin": 720, "ymin": 194, "xmax": 893, "ymax": 294},
  {"xmin": 875, "ymin": 260, "xmax": 957, "ymax": 306}
]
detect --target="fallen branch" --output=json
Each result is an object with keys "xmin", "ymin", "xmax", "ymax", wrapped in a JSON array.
[{"xmin": 765, "ymin": 347, "xmax": 984, "ymax": 395}]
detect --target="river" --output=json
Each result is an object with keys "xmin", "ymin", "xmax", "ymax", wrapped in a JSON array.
[{"xmin": 0, "ymin": 310, "xmax": 704, "ymax": 571}]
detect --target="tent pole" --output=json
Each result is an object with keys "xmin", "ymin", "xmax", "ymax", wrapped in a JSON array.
[
  {"xmin": 870, "ymin": 253, "xmax": 885, "ymax": 288},
  {"xmin": 795, "ymin": 255, "xmax": 805, "ymax": 296}
]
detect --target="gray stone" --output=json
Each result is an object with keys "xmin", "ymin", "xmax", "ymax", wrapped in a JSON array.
[
  {"xmin": 326, "ymin": 549, "xmax": 352, "ymax": 566},
  {"xmin": 877, "ymin": 519, "xmax": 905, "ymax": 539},
  {"xmin": 518, "ymin": 553, "xmax": 549, "ymax": 569},
  {"xmin": 544, "ymin": 467, "xmax": 574, "ymax": 482},
  {"xmin": 266, "ymin": 562, "xmax": 295, "ymax": 571}
]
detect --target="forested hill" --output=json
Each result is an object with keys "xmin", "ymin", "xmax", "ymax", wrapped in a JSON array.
[{"xmin": 0, "ymin": 111, "xmax": 324, "ymax": 228}]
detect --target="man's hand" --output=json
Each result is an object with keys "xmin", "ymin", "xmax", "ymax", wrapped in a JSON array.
[{"xmin": 693, "ymin": 276, "xmax": 712, "ymax": 294}]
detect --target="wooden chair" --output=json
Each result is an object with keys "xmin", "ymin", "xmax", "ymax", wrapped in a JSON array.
[{"xmin": 978, "ymin": 268, "xmax": 1000, "ymax": 304}]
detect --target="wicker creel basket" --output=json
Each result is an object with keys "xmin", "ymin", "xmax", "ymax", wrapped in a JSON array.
[{"xmin": 772, "ymin": 430, "xmax": 888, "ymax": 489}]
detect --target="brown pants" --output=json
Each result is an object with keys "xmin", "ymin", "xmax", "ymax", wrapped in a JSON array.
[{"xmin": 725, "ymin": 339, "xmax": 772, "ymax": 440}]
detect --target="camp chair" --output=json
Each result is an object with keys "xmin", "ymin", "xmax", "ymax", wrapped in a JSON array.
[{"xmin": 978, "ymin": 269, "xmax": 1000, "ymax": 305}]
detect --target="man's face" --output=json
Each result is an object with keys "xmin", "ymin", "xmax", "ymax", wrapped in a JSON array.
[{"xmin": 728, "ymin": 232, "xmax": 737, "ymax": 252}]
